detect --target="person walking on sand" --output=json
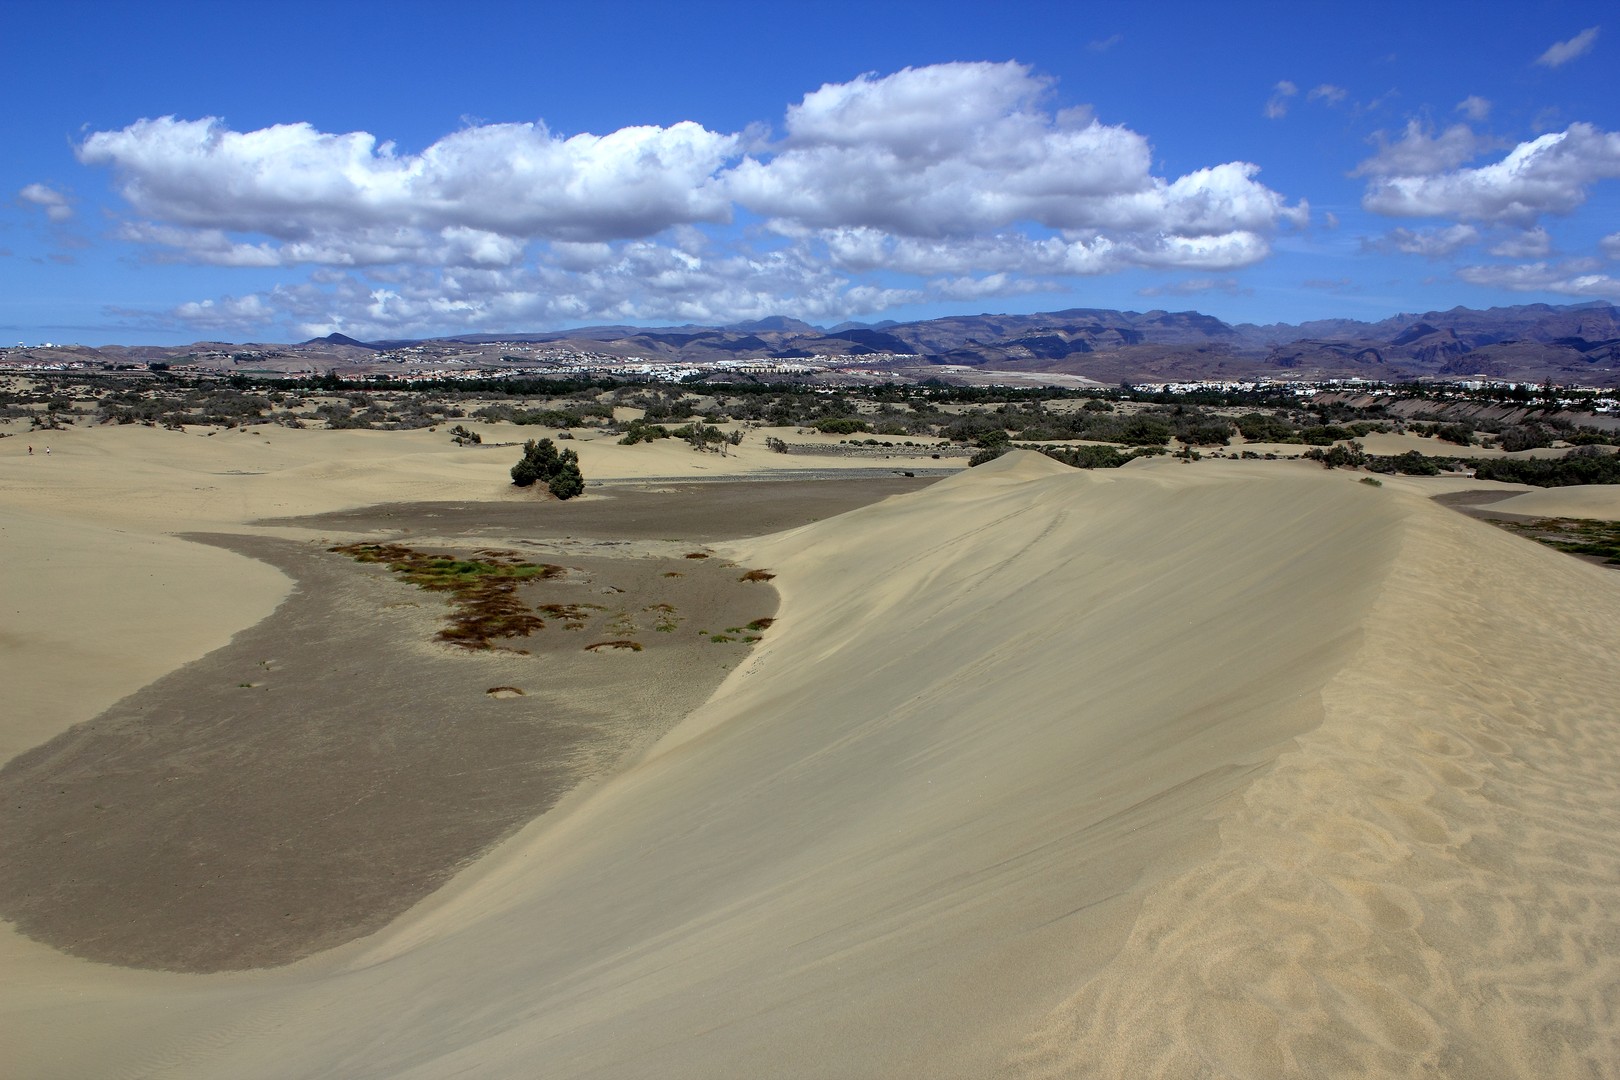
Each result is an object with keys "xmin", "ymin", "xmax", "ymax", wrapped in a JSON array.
[
  {"xmin": 44, "ymin": 446, "xmax": 50, "ymax": 455},
  {"xmin": 27, "ymin": 445, "xmax": 32, "ymax": 455}
]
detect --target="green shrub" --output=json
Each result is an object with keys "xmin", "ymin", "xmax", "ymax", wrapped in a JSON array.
[
  {"xmin": 1434, "ymin": 422, "xmax": 1476, "ymax": 446},
  {"xmin": 1041, "ymin": 444, "xmax": 1131, "ymax": 469},
  {"xmin": 511, "ymin": 438, "xmax": 585, "ymax": 499},
  {"xmin": 1473, "ymin": 448, "xmax": 1620, "ymax": 486},
  {"xmin": 1305, "ymin": 441, "xmax": 1366, "ymax": 469},
  {"xmin": 1176, "ymin": 419, "xmax": 1234, "ymax": 446},
  {"xmin": 1299, "ymin": 424, "xmax": 1352, "ymax": 446},
  {"xmin": 1235, "ymin": 412, "xmax": 1300, "ymax": 443},
  {"xmin": 618, "ymin": 419, "xmax": 671, "ymax": 445},
  {"xmin": 673, "ymin": 422, "xmax": 727, "ymax": 449}
]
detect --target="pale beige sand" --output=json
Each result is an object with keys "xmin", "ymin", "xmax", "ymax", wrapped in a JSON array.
[
  {"xmin": 0, "ymin": 507, "xmax": 286, "ymax": 762},
  {"xmin": 1236, "ymin": 432, "xmax": 1569, "ymax": 461},
  {"xmin": 1356, "ymin": 432, "xmax": 1570, "ymax": 460},
  {"xmin": 1012, "ymin": 468, "xmax": 1620, "ymax": 1078},
  {"xmin": 4, "ymin": 436, "xmax": 1619, "ymax": 1079},
  {"xmin": 0, "ymin": 423, "xmax": 952, "ymax": 752},
  {"xmin": 1487, "ymin": 484, "xmax": 1620, "ymax": 520}
]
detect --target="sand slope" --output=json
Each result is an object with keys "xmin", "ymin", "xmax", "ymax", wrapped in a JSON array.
[
  {"xmin": 1013, "ymin": 469, "xmax": 1620, "ymax": 1078},
  {"xmin": 6, "ymin": 450, "xmax": 1620, "ymax": 1078},
  {"xmin": 1488, "ymin": 483, "xmax": 1620, "ymax": 521},
  {"xmin": 0, "ymin": 423, "xmax": 950, "ymax": 758}
]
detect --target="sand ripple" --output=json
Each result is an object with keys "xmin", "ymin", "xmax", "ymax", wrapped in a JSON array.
[{"xmin": 1010, "ymin": 495, "xmax": 1620, "ymax": 1078}]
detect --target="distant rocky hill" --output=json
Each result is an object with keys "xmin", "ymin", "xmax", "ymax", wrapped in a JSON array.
[
  {"xmin": 301, "ymin": 332, "xmax": 379, "ymax": 351},
  {"xmin": 13, "ymin": 302, "xmax": 1620, "ymax": 385},
  {"xmin": 444, "ymin": 302, "xmax": 1620, "ymax": 383}
]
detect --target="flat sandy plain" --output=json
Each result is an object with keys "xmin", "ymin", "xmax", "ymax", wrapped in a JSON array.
[{"xmin": 3, "ymin": 420, "xmax": 1619, "ymax": 1078}]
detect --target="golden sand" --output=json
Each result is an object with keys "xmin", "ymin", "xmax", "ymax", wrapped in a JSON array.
[{"xmin": 3, "ymin": 427, "xmax": 1617, "ymax": 1078}]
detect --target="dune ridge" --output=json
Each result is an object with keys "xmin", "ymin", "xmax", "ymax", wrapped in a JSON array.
[
  {"xmin": 5, "ymin": 449, "xmax": 1618, "ymax": 1078},
  {"xmin": 1011, "ymin": 477, "xmax": 1620, "ymax": 1078}
]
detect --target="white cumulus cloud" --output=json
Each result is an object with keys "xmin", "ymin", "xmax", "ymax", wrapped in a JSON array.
[
  {"xmin": 1366, "ymin": 224, "xmax": 1481, "ymax": 258},
  {"xmin": 1353, "ymin": 120, "xmax": 1488, "ymax": 177},
  {"xmin": 1488, "ymin": 227, "xmax": 1553, "ymax": 258},
  {"xmin": 1535, "ymin": 26, "xmax": 1600, "ymax": 68},
  {"xmin": 730, "ymin": 63, "xmax": 1303, "ymax": 267},
  {"xmin": 1361, "ymin": 123, "xmax": 1620, "ymax": 225},
  {"xmin": 18, "ymin": 183, "xmax": 74, "ymax": 222},
  {"xmin": 79, "ymin": 115, "xmax": 740, "ymax": 247},
  {"xmin": 171, "ymin": 293, "xmax": 277, "ymax": 329},
  {"xmin": 1264, "ymin": 80, "xmax": 1298, "ymax": 120},
  {"xmin": 81, "ymin": 62, "xmax": 1306, "ymax": 337},
  {"xmin": 1456, "ymin": 259, "xmax": 1620, "ymax": 300}
]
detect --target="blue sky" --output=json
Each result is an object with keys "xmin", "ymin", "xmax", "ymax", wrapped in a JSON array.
[{"xmin": 4, "ymin": 0, "xmax": 1617, "ymax": 345}]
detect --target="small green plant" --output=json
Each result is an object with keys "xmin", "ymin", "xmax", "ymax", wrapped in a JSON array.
[{"xmin": 1359, "ymin": 476, "xmax": 1383, "ymax": 486}]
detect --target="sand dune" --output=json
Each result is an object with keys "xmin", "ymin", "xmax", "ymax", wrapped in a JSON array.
[
  {"xmin": 0, "ymin": 423, "xmax": 943, "ymax": 752},
  {"xmin": 1354, "ymin": 432, "xmax": 1572, "ymax": 460},
  {"xmin": 4, "ymin": 439, "xmax": 1619, "ymax": 1078},
  {"xmin": 1488, "ymin": 483, "xmax": 1620, "ymax": 520}
]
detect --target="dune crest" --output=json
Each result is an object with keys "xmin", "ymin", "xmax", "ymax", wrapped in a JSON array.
[
  {"xmin": 7, "ymin": 453, "xmax": 1618, "ymax": 1079},
  {"xmin": 1010, "ymin": 485, "xmax": 1620, "ymax": 1078}
]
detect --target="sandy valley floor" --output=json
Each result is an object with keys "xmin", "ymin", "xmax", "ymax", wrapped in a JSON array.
[{"xmin": 3, "ymin": 422, "xmax": 1619, "ymax": 1078}]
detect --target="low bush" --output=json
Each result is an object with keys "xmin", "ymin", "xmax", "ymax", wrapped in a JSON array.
[{"xmin": 511, "ymin": 438, "xmax": 585, "ymax": 499}]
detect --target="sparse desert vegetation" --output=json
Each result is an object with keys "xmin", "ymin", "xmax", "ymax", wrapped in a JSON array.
[
  {"xmin": 6, "ymin": 365, "xmax": 1620, "ymax": 1080},
  {"xmin": 331, "ymin": 543, "xmax": 563, "ymax": 649},
  {"xmin": 7, "ymin": 370, "xmax": 1618, "ymax": 490},
  {"xmin": 1496, "ymin": 516, "xmax": 1620, "ymax": 564}
]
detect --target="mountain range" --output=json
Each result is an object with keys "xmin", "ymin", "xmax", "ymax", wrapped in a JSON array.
[
  {"xmin": 421, "ymin": 301, "xmax": 1620, "ymax": 384},
  {"xmin": 22, "ymin": 302, "xmax": 1620, "ymax": 385}
]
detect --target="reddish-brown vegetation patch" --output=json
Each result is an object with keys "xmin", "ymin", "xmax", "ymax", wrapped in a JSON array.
[{"xmin": 331, "ymin": 543, "xmax": 564, "ymax": 649}]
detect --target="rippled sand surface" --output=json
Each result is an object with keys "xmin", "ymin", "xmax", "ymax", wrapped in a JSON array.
[{"xmin": 4, "ymin": 429, "xmax": 1617, "ymax": 1079}]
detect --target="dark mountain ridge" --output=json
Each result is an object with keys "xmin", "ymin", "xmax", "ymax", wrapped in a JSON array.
[{"xmin": 23, "ymin": 302, "xmax": 1620, "ymax": 386}]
